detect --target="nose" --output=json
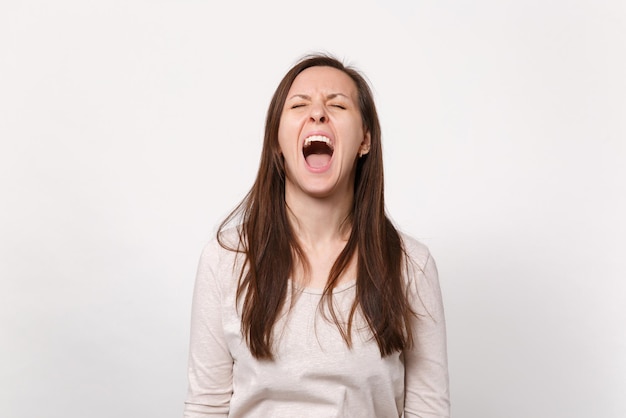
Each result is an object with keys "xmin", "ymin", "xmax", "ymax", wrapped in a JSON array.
[{"xmin": 309, "ymin": 103, "xmax": 327, "ymax": 123}]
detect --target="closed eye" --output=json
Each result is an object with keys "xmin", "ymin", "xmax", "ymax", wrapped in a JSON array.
[
  {"xmin": 330, "ymin": 104, "xmax": 346, "ymax": 109},
  {"xmin": 291, "ymin": 103, "xmax": 307, "ymax": 109}
]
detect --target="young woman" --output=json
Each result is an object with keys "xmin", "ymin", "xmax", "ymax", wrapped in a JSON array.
[{"xmin": 184, "ymin": 54, "xmax": 450, "ymax": 417}]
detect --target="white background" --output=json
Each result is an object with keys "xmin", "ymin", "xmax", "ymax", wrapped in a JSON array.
[{"xmin": 1, "ymin": 1, "xmax": 624, "ymax": 417}]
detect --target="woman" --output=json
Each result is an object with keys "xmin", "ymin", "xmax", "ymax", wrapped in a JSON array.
[{"xmin": 184, "ymin": 54, "xmax": 450, "ymax": 417}]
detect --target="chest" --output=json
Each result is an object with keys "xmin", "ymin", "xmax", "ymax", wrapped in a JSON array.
[{"xmin": 222, "ymin": 287, "xmax": 404, "ymax": 390}]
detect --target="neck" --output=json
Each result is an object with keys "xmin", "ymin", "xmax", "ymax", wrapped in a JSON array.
[{"xmin": 285, "ymin": 187, "xmax": 354, "ymax": 249}]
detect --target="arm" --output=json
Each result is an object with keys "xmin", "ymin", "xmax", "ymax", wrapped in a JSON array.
[
  {"xmin": 404, "ymin": 250, "xmax": 451, "ymax": 418},
  {"xmin": 184, "ymin": 241, "xmax": 233, "ymax": 418}
]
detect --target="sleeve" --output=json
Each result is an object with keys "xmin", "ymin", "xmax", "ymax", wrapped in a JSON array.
[
  {"xmin": 403, "ymin": 249, "xmax": 451, "ymax": 418},
  {"xmin": 183, "ymin": 242, "xmax": 233, "ymax": 418}
]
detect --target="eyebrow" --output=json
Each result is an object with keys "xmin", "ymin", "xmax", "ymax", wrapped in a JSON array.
[{"xmin": 287, "ymin": 93, "xmax": 351, "ymax": 101}]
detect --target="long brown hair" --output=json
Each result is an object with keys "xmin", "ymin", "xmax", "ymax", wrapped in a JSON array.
[{"xmin": 218, "ymin": 53, "xmax": 414, "ymax": 360}]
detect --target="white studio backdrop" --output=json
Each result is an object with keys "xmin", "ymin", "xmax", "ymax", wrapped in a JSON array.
[{"xmin": 1, "ymin": 1, "xmax": 624, "ymax": 417}]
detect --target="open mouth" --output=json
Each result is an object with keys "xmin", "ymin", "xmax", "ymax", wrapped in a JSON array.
[{"xmin": 303, "ymin": 135, "xmax": 334, "ymax": 168}]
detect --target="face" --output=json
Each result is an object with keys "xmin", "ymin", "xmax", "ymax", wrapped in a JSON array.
[{"xmin": 278, "ymin": 66, "xmax": 371, "ymax": 201}]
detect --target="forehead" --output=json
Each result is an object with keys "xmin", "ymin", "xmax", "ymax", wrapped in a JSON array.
[{"xmin": 288, "ymin": 66, "xmax": 358, "ymax": 98}]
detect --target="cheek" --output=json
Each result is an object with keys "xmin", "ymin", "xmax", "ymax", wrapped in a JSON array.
[
  {"xmin": 277, "ymin": 120, "xmax": 300, "ymax": 151},
  {"xmin": 277, "ymin": 133, "xmax": 290, "ymax": 156},
  {"xmin": 277, "ymin": 121, "xmax": 288, "ymax": 153}
]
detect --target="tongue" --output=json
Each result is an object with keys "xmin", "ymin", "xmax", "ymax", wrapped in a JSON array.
[{"xmin": 306, "ymin": 153, "xmax": 331, "ymax": 168}]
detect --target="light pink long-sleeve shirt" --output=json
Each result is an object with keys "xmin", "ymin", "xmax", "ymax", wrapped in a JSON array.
[{"xmin": 184, "ymin": 230, "xmax": 450, "ymax": 417}]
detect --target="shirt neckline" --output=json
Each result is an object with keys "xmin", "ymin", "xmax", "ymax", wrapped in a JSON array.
[{"xmin": 290, "ymin": 279, "xmax": 357, "ymax": 295}]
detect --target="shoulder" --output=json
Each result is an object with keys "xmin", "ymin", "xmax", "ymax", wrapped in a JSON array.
[
  {"xmin": 397, "ymin": 230, "xmax": 443, "ymax": 315},
  {"xmin": 398, "ymin": 230, "xmax": 434, "ymax": 271},
  {"xmin": 214, "ymin": 225, "xmax": 244, "ymax": 252},
  {"xmin": 197, "ymin": 226, "xmax": 245, "ymax": 279}
]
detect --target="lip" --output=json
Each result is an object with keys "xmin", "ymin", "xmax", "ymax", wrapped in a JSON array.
[{"xmin": 302, "ymin": 130, "xmax": 335, "ymax": 173}]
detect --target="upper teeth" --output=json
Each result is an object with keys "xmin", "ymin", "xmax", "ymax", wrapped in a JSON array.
[{"xmin": 304, "ymin": 135, "xmax": 332, "ymax": 147}]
